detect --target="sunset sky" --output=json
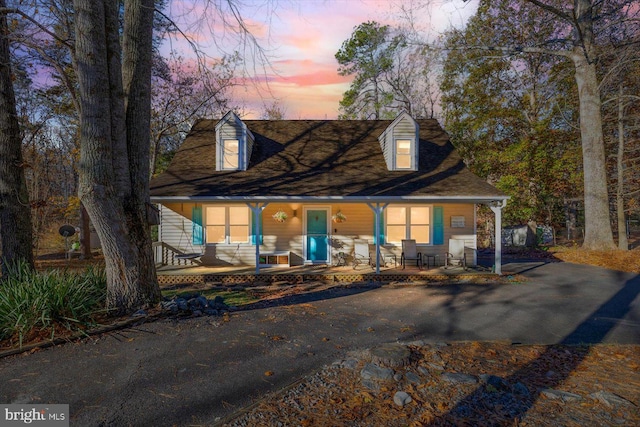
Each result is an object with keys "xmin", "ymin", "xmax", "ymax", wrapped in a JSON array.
[{"xmin": 167, "ymin": 0, "xmax": 478, "ymax": 119}]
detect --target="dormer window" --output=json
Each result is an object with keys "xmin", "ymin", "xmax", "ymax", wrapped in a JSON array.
[
  {"xmin": 378, "ymin": 111, "xmax": 419, "ymax": 171},
  {"xmin": 395, "ymin": 139, "xmax": 413, "ymax": 169},
  {"xmin": 215, "ymin": 111, "xmax": 255, "ymax": 171},
  {"xmin": 222, "ymin": 139, "xmax": 240, "ymax": 170}
]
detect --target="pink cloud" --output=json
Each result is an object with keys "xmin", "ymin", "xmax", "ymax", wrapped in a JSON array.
[
  {"xmin": 238, "ymin": 84, "xmax": 346, "ymax": 120},
  {"xmin": 266, "ymin": 59, "xmax": 348, "ymax": 87},
  {"xmin": 270, "ymin": 70, "xmax": 350, "ymax": 87},
  {"xmin": 164, "ymin": 0, "xmax": 478, "ymax": 119}
]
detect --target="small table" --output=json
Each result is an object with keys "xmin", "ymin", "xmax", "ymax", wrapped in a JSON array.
[{"xmin": 423, "ymin": 254, "xmax": 439, "ymax": 270}]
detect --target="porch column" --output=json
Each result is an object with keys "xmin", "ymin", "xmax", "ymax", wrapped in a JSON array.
[
  {"xmin": 489, "ymin": 200, "xmax": 506, "ymax": 275},
  {"xmin": 367, "ymin": 202, "xmax": 388, "ymax": 275},
  {"xmin": 247, "ymin": 202, "xmax": 268, "ymax": 274}
]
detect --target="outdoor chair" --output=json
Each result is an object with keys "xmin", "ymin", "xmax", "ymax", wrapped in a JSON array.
[
  {"xmin": 401, "ymin": 239, "xmax": 422, "ymax": 269},
  {"xmin": 352, "ymin": 239, "xmax": 372, "ymax": 270},
  {"xmin": 445, "ymin": 238, "xmax": 467, "ymax": 270}
]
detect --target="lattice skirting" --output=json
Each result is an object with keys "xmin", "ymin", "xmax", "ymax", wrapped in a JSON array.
[{"xmin": 158, "ymin": 273, "xmax": 484, "ymax": 286}]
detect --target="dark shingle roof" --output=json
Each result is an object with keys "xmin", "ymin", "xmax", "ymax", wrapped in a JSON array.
[{"xmin": 149, "ymin": 119, "xmax": 506, "ymax": 200}]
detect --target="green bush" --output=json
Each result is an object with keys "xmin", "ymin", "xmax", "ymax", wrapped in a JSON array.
[{"xmin": 0, "ymin": 262, "xmax": 107, "ymax": 347}]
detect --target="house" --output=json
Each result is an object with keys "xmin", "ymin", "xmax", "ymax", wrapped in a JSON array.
[{"xmin": 149, "ymin": 111, "xmax": 508, "ymax": 274}]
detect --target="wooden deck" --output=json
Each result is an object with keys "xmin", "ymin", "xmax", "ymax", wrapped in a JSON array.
[{"xmin": 156, "ymin": 263, "xmax": 495, "ymax": 286}]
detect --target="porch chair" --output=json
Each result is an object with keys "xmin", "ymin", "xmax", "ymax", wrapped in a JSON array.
[
  {"xmin": 352, "ymin": 239, "xmax": 372, "ymax": 270},
  {"xmin": 401, "ymin": 239, "xmax": 422, "ymax": 269},
  {"xmin": 445, "ymin": 238, "xmax": 467, "ymax": 270}
]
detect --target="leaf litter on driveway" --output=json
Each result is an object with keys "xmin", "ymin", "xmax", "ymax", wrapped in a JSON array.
[{"xmin": 222, "ymin": 341, "xmax": 639, "ymax": 427}]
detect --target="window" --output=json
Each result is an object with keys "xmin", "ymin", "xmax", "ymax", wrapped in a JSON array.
[
  {"xmin": 387, "ymin": 206, "xmax": 407, "ymax": 244},
  {"xmin": 205, "ymin": 206, "xmax": 249, "ymax": 244},
  {"xmin": 222, "ymin": 139, "xmax": 239, "ymax": 169},
  {"xmin": 395, "ymin": 139, "xmax": 412, "ymax": 169},
  {"xmin": 386, "ymin": 206, "xmax": 431, "ymax": 244}
]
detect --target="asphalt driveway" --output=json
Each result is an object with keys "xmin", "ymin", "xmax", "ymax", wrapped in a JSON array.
[{"xmin": 1, "ymin": 261, "xmax": 638, "ymax": 426}]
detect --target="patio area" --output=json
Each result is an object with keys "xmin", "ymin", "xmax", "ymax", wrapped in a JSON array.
[{"xmin": 156, "ymin": 261, "xmax": 495, "ymax": 286}]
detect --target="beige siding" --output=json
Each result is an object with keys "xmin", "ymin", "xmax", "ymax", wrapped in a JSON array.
[
  {"xmin": 440, "ymin": 204, "xmax": 477, "ymax": 265},
  {"xmin": 159, "ymin": 203, "xmax": 199, "ymax": 252},
  {"xmin": 263, "ymin": 203, "xmax": 375, "ymax": 266},
  {"xmin": 326, "ymin": 204, "xmax": 375, "ymax": 265},
  {"xmin": 261, "ymin": 204, "xmax": 303, "ymax": 265},
  {"xmin": 158, "ymin": 202, "xmax": 477, "ymax": 267}
]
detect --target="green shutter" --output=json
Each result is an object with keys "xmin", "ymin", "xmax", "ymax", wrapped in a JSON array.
[
  {"xmin": 433, "ymin": 206, "xmax": 444, "ymax": 245},
  {"xmin": 373, "ymin": 211, "xmax": 385, "ymax": 245},
  {"xmin": 251, "ymin": 210, "xmax": 263, "ymax": 245},
  {"xmin": 192, "ymin": 206, "xmax": 203, "ymax": 245}
]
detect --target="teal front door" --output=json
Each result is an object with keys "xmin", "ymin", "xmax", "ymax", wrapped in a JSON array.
[{"xmin": 306, "ymin": 209, "xmax": 328, "ymax": 263}]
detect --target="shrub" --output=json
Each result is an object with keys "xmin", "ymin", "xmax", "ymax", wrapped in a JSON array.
[{"xmin": 0, "ymin": 262, "xmax": 107, "ymax": 347}]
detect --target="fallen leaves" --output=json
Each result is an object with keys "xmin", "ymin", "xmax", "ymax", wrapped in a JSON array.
[
  {"xmin": 224, "ymin": 343, "xmax": 640, "ymax": 427},
  {"xmin": 551, "ymin": 247, "xmax": 640, "ymax": 273}
]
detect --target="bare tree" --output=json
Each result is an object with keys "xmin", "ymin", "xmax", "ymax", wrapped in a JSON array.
[
  {"xmin": 598, "ymin": 22, "xmax": 640, "ymax": 250},
  {"xmin": 260, "ymin": 100, "xmax": 287, "ymax": 120},
  {"xmin": 608, "ymin": 84, "xmax": 640, "ymax": 250},
  {"xmin": 150, "ymin": 52, "xmax": 238, "ymax": 175},
  {"xmin": 386, "ymin": 43, "xmax": 440, "ymax": 119}
]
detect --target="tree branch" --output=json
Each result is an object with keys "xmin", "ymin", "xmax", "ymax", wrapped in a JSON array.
[
  {"xmin": 23, "ymin": 43, "xmax": 80, "ymax": 114},
  {"xmin": 0, "ymin": 7, "xmax": 72, "ymax": 49},
  {"xmin": 602, "ymin": 94, "xmax": 640, "ymax": 106},
  {"xmin": 444, "ymin": 43, "xmax": 574, "ymax": 60},
  {"xmin": 523, "ymin": 0, "xmax": 574, "ymax": 24}
]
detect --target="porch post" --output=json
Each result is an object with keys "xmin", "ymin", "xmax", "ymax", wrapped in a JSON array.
[
  {"xmin": 367, "ymin": 202, "xmax": 388, "ymax": 275},
  {"xmin": 489, "ymin": 200, "xmax": 506, "ymax": 275},
  {"xmin": 247, "ymin": 202, "xmax": 268, "ymax": 274}
]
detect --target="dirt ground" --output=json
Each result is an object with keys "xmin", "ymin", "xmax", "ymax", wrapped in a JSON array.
[{"xmin": 222, "ymin": 342, "xmax": 639, "ymax": 427}]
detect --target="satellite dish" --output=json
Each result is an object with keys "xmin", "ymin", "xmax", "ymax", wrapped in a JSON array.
[{"xmin": 59, "ymin": 225, "xmax": 76, "ymax": 237}]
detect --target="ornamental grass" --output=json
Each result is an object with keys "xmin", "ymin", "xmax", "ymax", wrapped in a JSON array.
[{"xmin": 0, "ymin": 261, "xmax": 107, "ymax": 348}]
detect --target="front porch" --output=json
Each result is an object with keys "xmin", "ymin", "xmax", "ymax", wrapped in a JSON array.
[{"xmin": 156, "ymin": 262, "xmax": 496, "ymax": 287}]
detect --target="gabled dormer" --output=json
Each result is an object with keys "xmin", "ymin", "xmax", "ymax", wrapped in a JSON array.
[
  {"xmin": 214, "ymin": 111, "xmax": 255, "ymax": 171},
  {"xmin": 378, "ymin": 111, "xmax": 419, "ymax": 171}
]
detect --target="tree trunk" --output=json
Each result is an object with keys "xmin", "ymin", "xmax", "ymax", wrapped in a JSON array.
[
  {"xmin": 0, "ymin": 0, "xmax": 34, "ymax": 275},
  {"xmin": 617, "ymin": 85, "xmax": 628, "ymax": 250},
  {"xmin": 571, "ymin": 51, "xmax": 616, "ymax": 250},
  {"xmin": 570, "ymin": 0, "xmax": 616, "ymax": 250},
  {"xmin": 79, "ymin": 204, "xmax": 92, "ymax": 259},
  {"xmin": 74, "ymin": 0, "xmax": 160, "ymax": 313},
  {"xmin": 121, "ymin": 0, "xmax": 160, "ymax": 306}
]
